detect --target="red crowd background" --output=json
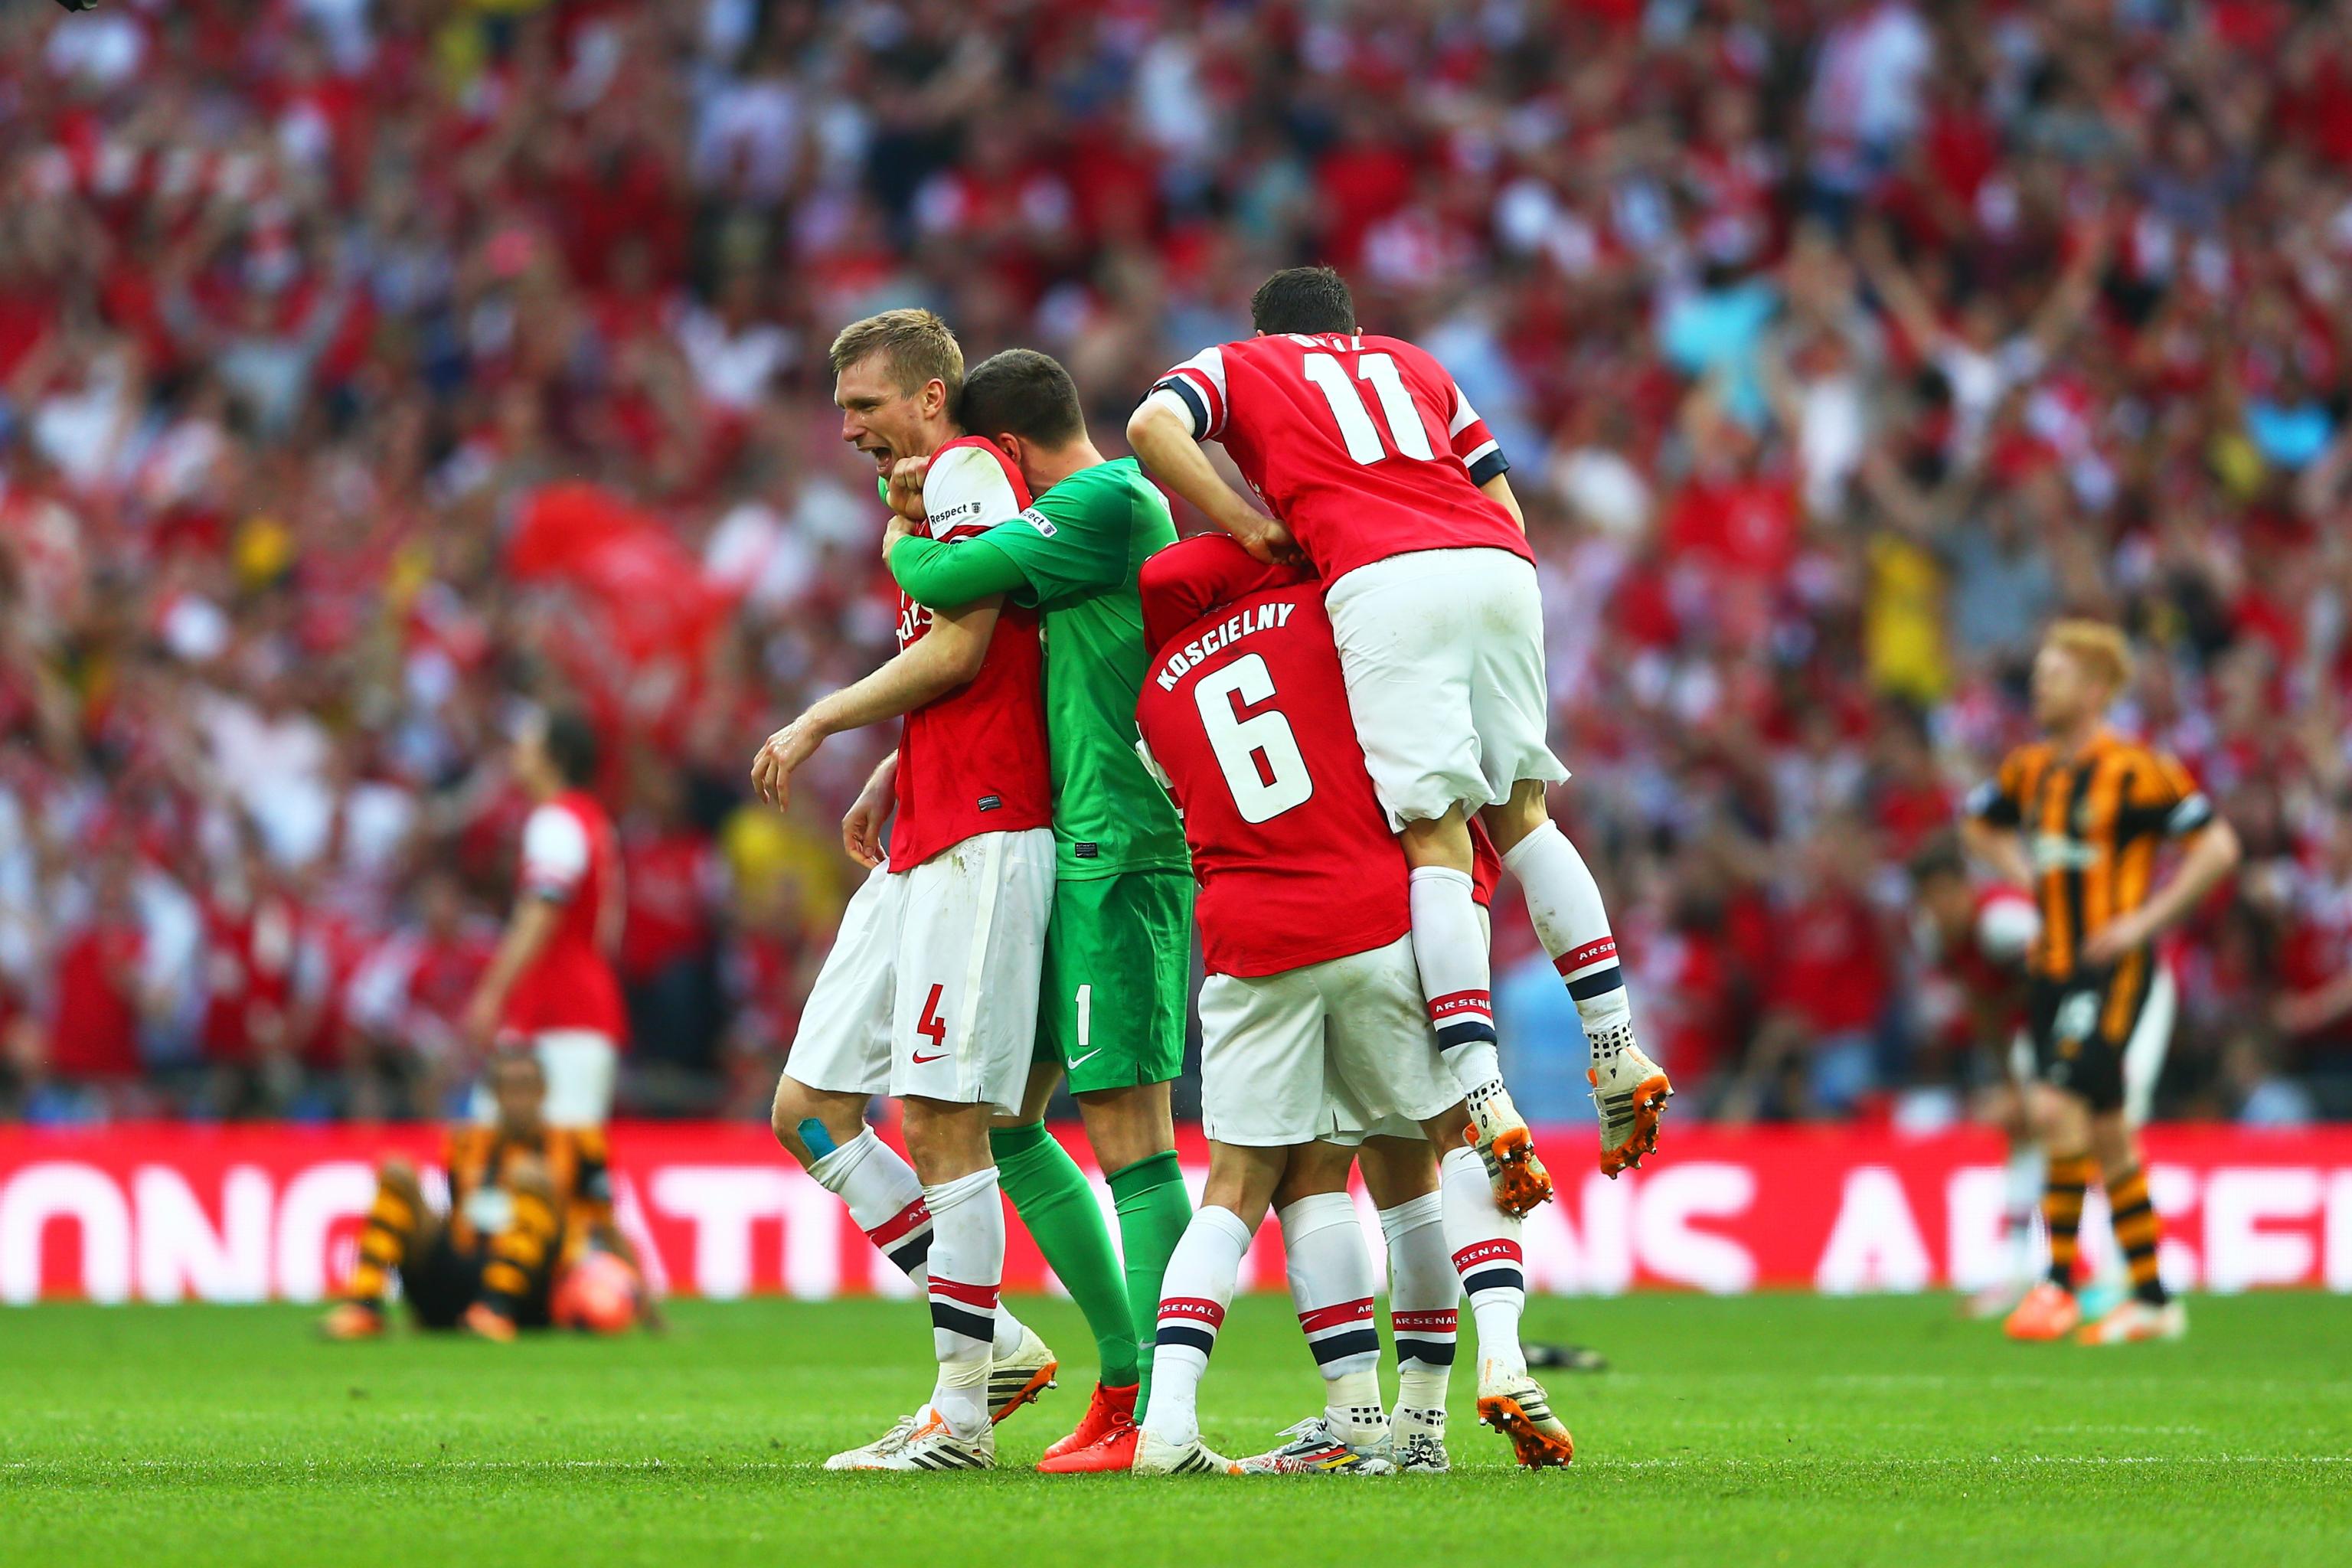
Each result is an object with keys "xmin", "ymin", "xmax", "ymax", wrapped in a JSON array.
[{"xmin": 5, "ymin": 0, "xmax": 2352, "ymax": 1129}]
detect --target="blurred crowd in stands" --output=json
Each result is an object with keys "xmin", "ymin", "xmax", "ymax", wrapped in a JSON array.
[{"xmin": 5, "ymin": 0, "xmax": 2352, "ymax": 1128}]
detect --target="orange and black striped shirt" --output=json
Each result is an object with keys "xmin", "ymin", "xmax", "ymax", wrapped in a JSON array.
[
  {"xmin": 443, "ymin": 1124, "xmax": 613, "ymax": 1256},
  {"xmin": 1967, "ymin": 729, "xmax": 2213, "ymax": 986}
]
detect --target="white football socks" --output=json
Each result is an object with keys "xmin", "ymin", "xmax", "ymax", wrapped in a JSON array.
[
  {"xmin": 920, "ymin": 1166, "xmax": 1004, "ymax": 1437},
  {"xmin": 1440, "ymin": 1144, "xmax": 1527, "ymax": 1380},
  {"xmin": 1278, "ymin": 1192, "xmax": 1385, "ymax": 1444},
  {"xmin": 808, "ymin": 1127, "xmax": 1027, "ymax": 1357},
  {"xmin": 1377, "ymin": 1191, "xmax": 1458, "ymax": 1422},
  {"xmin": 1501, "ymin": 819, "xmax": 1634, "ymax": 1043},
  {"xmin": 1409, "ymin": 865, "xmax": 1501, "ymax": 1098},
  {"xmin": 1142, "ymin": 1205, "xmax": 1253, "ymax": 1448}
]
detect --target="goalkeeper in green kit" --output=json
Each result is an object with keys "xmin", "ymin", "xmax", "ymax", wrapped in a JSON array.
[{"xmin": 884, "ymin": 348, "xmax": 1194, "ymax": 1474}]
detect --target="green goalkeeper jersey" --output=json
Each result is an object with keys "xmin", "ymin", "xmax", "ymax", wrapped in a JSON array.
[{"xmin": 890, "ymin": 456, "xmax": 1189, "ymax": 882}]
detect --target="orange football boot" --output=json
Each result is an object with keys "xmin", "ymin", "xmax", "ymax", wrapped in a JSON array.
[
  {"xmin": 2003, "ymin": 1282, "xmax": 2082, "ymax": 1341},
  {"xmin": 462, "ymin": 1302, "xmax": 518, "ymax": 1343},
  {"xmin": 1036, "ymin": 1413, "xmax": 1139, "ymax": 1474},
  {"xmin": 1040, "ymin": 1382, "xmax": 1137, "ymax": 1464},
  {"xmin": 316, "ymin": 1301, "xmax": 386, "ymax": 1341}
]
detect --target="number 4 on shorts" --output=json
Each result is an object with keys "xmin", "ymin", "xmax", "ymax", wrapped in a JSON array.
[{"xmin": 912, "ymin": 983, "xmax": 949, "ymax": 1061}]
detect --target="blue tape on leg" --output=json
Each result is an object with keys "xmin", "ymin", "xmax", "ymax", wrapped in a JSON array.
[{"xmin": 798, "ymin": 1119, "xmax": 839, "ymax": 1161}]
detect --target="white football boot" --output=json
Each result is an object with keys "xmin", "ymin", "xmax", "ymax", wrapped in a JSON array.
[
  {"xmin": 1464, "ymin": 1080, "xmax": 1554, "ymax": 1217},
  {"xmin": 1131, "ymin": 1429, "xmax": 1239, "ymax": 1476},
  {"xmin": 1233, "ymin": 1416, "xmax": 1396, "ymax": 1475},
  {"xmin": 1586, "ymin": 1018, "xmax": 1671, "ymax": 1178},
  {"xmin": 2075, "ymin": 1298, "xmax": 2188, "ymax": 1344},
  {"xmin": 822, "ymin": 1411, "xmax": 918, "ymax": 1471},
  {"xmin": 831, "ymin": 1406, "xmax": 995, "ymax": 1471},
  {"xmin": 1383, "ymin": 1408, "xmax": 1450, "ymax": 1474},
  {"xmin": 1475, "ymin": 1361, "xmax": 1574, "ymax": 1468},
  {"xmin": 987, "ymin": 1323, "xmax": 1059, "ymax": 1423}
]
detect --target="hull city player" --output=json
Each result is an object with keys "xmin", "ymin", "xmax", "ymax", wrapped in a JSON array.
[
  {"xmin": 1127, "ymin": 266, "xmax": 1670, "ymax": 1201},
  {"xmin": 1965, "ymin": 621, "xmax": 2239, "ymax": 1344},
  {"xmin": 1125, "ymin": 535, "xmax": 1576, "ymax": 1477}
]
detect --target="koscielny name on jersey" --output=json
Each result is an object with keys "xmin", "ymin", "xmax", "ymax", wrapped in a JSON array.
[{"xmin": 1152, "ymin": 601, "xmax": 1298, "ymax": 691}]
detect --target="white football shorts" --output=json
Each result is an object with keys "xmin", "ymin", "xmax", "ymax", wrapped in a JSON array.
[
  {"xmin": 786, "ymin": 828, "xmax": 1053, "ymax": 1115},
  {"xmin": 1324, "ymin": 546, "xmax": 1570, "ymax": 830},
  {"xmin": 1197, "ymin": 934, "xmax": 1461, "ymax": 1147}
]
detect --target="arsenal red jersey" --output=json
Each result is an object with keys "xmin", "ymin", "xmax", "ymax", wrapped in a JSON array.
[
  {"xmin": 502, "ymin": 789, "xmax": 628, "ymax": 1040},
  {"xmin": 1151, "ymin": 332, "xmax": 1531, "ymax": 588},
  {"xmin": 1136, "ymin": 535, "xmax": 1412, "ymax": 977},
  {"xmin": 889, "ymin": 436, "xmax": 1053, "ymax": 871}
]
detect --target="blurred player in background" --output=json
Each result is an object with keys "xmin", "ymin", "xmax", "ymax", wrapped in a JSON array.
[
  {"xmin": 1909, "ymin": 835, "xmax": 2046, "ymax": 1318},
  {"xmin": 1966, "ymin": 622, "xmax": 2240, "ymax": 1344},
  {"xmin": 1125, "ymin": 534, "xmax": 1573, "ymax": 1477},
  {"xmin": 318, "ymin": 1050, "xmax": 649, "ymax": 1341},
  {"xmin": 462, "ymin": 710, "xmax": 625, "ymax": 1128},
  {"xmin": 1128, "ymin": 266, "xmax": 1667, "ymax": 1200},
  {"xmin": 882, "ymin": 347, "xmax": 1194, "ymax": 1469},
  {"xmin": 756, "ymin": 310, "xmax": 1062, "ymax": 1472}
]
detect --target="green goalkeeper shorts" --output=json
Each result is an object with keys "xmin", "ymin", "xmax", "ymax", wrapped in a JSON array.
[{"xmin": 1035, "ymin": 869, "xmax": 1193, "ymax": 1094}]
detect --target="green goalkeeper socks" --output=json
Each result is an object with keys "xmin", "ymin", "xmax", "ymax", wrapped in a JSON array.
[
  {"xmin": 1106, "ymin": 1149, "xmax": 1192, "ymax": 1407},
  {"xmin": 990, "ymin": 1122, "xmax": 1138, "ymax": 1389}
]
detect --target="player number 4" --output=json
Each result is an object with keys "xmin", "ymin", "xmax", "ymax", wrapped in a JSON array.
[
  {"xmin": 1196, "ymin": 653, "xmax": 1313, "ymax": 824},
  {"xmin": 916, "ymin": 984, "xmax": 948, "ymax": 1048},
  {"xmin": 1302, "ymin": 352, "xmax": 1436, "ymax": 465}
]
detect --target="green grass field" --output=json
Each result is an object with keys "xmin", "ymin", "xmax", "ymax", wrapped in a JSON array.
[{"xmin": 2, "ymin": 1293, "xmax": 2346, "ymax": 1568}]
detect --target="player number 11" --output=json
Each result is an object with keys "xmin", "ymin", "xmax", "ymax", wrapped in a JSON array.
[{"xmin": 1301, "ymin": 352, "xmax": 1436, "ymax": 465}]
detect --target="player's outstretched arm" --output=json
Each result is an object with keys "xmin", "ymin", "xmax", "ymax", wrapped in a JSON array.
[
  {"xmin": 888, "ymin": 531, "xmax": 1027, "ymax": 611},
  {"xmin": 750, "ymin": 598, "xmax": 1007, "ymax": 809},
  {"xmin": 1126, "ymin": 396, "xmax": 1295, "ymax": 564}
]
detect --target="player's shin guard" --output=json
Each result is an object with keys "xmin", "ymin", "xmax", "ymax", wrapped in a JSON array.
[
  {"xmin": 814, "ymin": 1128, "xmax": 1029, "ymax": 1357},
  {"xmin": 1107, "ymin": 1151, "xmax": 1192, "ymax": 1408},
  {"xmin": 2105, "ymin": 1165, "xmax": 2168, "ymax": 1307},
  {"xmin": 922, "ymin": 1167, "xmax": 1005, "ymax": 1438},
  {"xmin": 991, "ymin": 1121, "xmax": 1135, "ymax": 1385},
  {"xmin": 1441, "ymin": 1145, "xmax": 1527, "ymax": 1380},
  {"xmin": 2043, "ymin": 1151, "xmax": 2096, "ymax": 1292},
  {"xmin": 1142, "ymin": 1206, "xmax": 1252, "ymax": 1449},
  {"xmin": 1408, "ymin": 867, "xmax": 1498, "ymax": 1095},
  {"xmin": 1502, "ymin": 820, "xmax": 1632, "ymax": 1035},
  {"xmin": 1377, "ymin": 1191, "xmax": 1458, "ymax": 1424},
  {"xmin": 1277, "ymin": 1192, "xmax": 1385, "ymax": 1444},
  {"xmin": 344, "ymin": 1184, "xmax": 415, "ymax": 1305}
]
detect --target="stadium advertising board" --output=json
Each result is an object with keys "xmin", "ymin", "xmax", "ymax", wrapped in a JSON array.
[{"xmin": 2, "ymin": 1123, "xmax": 2347, "ymax": 1303}]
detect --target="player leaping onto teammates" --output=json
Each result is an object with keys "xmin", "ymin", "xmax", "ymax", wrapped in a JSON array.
[
  {"xmin": 1126, "ymin": 266, "xmax": 1668, "ymax": 1191},
  {"xmin": 1965, "ymin": 620, "xmax": 2240, "ymax": 1345},
  {"xmin": 1126, "ymin": 533, "xmax": 1573, "ymax": 1475},
  {"xmin": 881, "ymin": 348, "xmax": 1197, "ymax": 1473}
]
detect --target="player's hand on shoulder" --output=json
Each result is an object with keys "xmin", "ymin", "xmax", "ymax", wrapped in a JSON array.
[{"xmin": 1232, "ymin": 512, "xmax": 1301, "ymax": 566}]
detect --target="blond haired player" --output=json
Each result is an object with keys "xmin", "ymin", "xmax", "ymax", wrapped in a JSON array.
[{"xmin": 1965, "ymin": 621, "xmax": 2239, "ymax": 1343}]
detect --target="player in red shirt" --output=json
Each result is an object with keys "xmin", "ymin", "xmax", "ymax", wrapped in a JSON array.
[
  {"xmin": 749, "ymin": 310, "xmax": 1059, "ymax": 1474},
  {"xmin": 1126, "ymin": 534, "xmax": 1574, "ymax": 1477},
  {"xmin": 1127, "ymin": 265, "xmax": 1669, "ymax": 1196},
  {"xmin": 462, "ymin": 709, "xmax": 627, "ymax": 1127}
]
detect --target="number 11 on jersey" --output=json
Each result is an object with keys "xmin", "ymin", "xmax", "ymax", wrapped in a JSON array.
[{"xmin": 1301, "ymin": 352, "xmax": 1436, "ymax": 465}]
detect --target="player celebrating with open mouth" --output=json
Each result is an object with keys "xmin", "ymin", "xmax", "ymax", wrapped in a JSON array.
[
  {"xmin": 753, "ymin": 310, "xmax": 1064, "ymax": 1472},
  {"xmin": 881, "ymin": 348, "xmax": 1198, "ymax": 1473},
  {"xmin": 1127, "ymin": 266, "xmax": 1670, "ymax": 1192}
]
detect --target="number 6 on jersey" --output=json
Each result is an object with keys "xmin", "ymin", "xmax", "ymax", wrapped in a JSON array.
[{"xmin": 1194, "ymin": 653, "xmax": 1312, "ymax": 823}]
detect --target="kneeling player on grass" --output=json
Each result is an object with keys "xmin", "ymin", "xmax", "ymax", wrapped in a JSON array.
[
  {"xmin": 1125, "ymin": 535, "xmax": 1573, "ymax": 1476},
  {"xmin": 319, "ymin": 1050, "xmax": 652, "ymax": 1341},
  {"xmin": 1129, "ymin": 265, "xmax": 1669, "ymax": 1197},
  {"xmin": 882, "ymin": 348, "xmax": 1197, "ymax": 1468}
]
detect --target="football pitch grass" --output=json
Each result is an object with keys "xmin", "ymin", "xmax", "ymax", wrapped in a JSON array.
[{"xmin": 2, "ymin": 1293, "xmax": 2346, "ymax": 1568}]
